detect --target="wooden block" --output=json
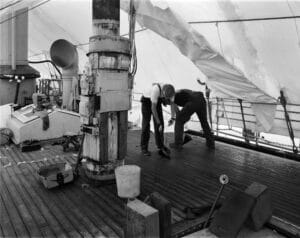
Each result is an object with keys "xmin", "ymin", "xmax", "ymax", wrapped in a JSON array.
[
  {"xmin": 126, "ymin": 199, "xmax": 159, "ymax": 238},
  {"xmin": 245, "ymin": 182, "xmax": 273, "ymax": 231},
  {"xmin": 150, "ymin": 192, "xmax": 171, "ymax": 238},
  {"xmin": 118, "ymin": 110, "xmax": 128, "ymax": 160},
  {"xmin": 209, "ymin": 191, "xmax": 255, "ymax": 238}
]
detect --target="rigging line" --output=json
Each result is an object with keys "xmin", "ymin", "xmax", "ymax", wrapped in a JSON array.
[
  {"xmin": 147, "ymin": 30, "xmax": 174, "ymax": 84},
  {"xmin": 286, "ymin": 0, "xmax": 300, "ymax": 46},
  {"xmin": 43, "ymin": 52, "xmax": 54, "ymax": 78},
  {"xmin": 36, "ymin": 7, "xmax": 87, "ymax": 53},
  {"xmin": 28, "ymin": 60, "xmax": 62, "ymax": 78},
  {"xmin": 0, "ymin": 0, "xmax": 51, "ymax": 25},
  {"xmin": 188, "ymin": 15, "xmax": 300, "ymax": 24},
  {"xmin": 216, "ymin": 22, "xmax": 224, "ymax": 56},
  {"xmin": 0, "ymin": 0, "xmax": 23, "ymax": 11},
  {"xmin": 29, "ymin": 52, "xmax": 45, "ymax": 58},
  {"xmin": 29, "ymin": 49, "xmax": 49, "ymax": 72}
]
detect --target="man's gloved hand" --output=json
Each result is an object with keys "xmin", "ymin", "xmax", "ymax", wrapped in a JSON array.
[{"xmin": 168, "ymin": 118, "xmax": 175, "ymax": 126}]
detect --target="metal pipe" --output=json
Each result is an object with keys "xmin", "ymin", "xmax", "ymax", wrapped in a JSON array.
[
  {"xmin": 11, "ymin": 10, "xmax": 16, "ymax": 70},
  {"xmin": 28, "ymin": 60, "xmax": 62, "ymax": 78}
]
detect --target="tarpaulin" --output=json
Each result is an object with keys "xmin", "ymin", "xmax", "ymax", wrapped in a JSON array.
[{"xmin": 121, "ymin": 0, "xmax": 279, "ymax": 131}]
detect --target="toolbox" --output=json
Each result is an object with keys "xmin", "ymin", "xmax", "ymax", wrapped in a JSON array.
[{"xmin": 37, "ymin": 162, "xmax": 74, "ymax": 189}]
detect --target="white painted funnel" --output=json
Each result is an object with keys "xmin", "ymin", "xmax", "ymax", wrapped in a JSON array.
[
  {"xmin": 0, "ymin": 7, "xmax": 39, "ymax": 106},
  {"xmin": 50, "ymin": 39, "xmax": 78, "ymax": 110}
]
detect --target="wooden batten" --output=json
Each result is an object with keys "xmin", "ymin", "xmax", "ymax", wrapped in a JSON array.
[
  {"xmin": 150, "ymin": 192, "xmax": 172, "ymax": 238},
  {"xmin": 126, "ymin": 199, "xmax": 159, "ymax": 238},
  {"xmin": 118, "ymin": 111, "xmax": 128, "ymax": 160},
  {"xmin": 99, "ymin": 112, "xmax": 109, "ymax": 163},
  {"xmin": 108, "ymin": 112, "xmax": 118, "ymax": 162},
  {"xmin": 82, "ymin": 133, "xmax": 100, "ymax": 161}
]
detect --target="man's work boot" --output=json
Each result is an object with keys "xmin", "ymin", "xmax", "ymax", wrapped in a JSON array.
[
  {"xmin": 163, "ymin": 145, "xmax": 171, "ymax": 154},
  {"xmin": 169, "ymin": 142, "xmax": 183, "ymax": 151},
  {"xmin": 142, "ymin": 149, "xmax": 151, "ymax": 156},
  {"xmin": 158, "ymin": 148, "xmax": 171, "ymax": 159},
  {"xmin": 206, "ymin": 138, "xmax": 215, "ymax": 149}
]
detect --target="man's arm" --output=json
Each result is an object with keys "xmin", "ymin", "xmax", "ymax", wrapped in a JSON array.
[
  {"xmin": 150, "ymin": 85, "xmax": 161, "ymax": 125},
  {"xmin": 170, "ymin": 102, "xmax": 179, "ymax": 119},
  {"xmin": 151, "ymin": 102, "xmax": 161, "ymax": 125},
  {"xmin": 168, "ymin": 102, "xmax": 179, "ymax": 126}
]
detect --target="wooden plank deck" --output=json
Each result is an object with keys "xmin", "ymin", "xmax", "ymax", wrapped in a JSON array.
[{"xmin": 0, "ymin": 130, "xmax": 299, "ymax": 237}]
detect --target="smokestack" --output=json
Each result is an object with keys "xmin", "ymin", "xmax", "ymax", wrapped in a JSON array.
[
  {"xmin": 0, "ymin": 7, "xmax": 40, "ymax": 105},
  {"xmin": 0, "ymin": 7, "xmax": 40, "ymax": 79}
]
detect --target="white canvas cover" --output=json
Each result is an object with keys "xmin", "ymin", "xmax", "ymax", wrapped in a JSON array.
[{"xmin": 1, "ymin": 0, "xmax": 300, "ymax": 138}]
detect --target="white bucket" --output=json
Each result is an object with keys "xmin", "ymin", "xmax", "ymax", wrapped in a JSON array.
[{"xmin": 115, "ymin": 165, "xmax": 141, "ymax": 199}]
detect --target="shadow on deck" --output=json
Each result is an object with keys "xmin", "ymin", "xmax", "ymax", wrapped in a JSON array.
[{"xmin": 0, "ymin": 130, "xmax": 299, "ymax": 237}]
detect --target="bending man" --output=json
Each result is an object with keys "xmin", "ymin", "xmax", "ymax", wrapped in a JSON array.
[
  {"xmin": 169, "ymin": 89, "xmax": 215, "ymax": 149},
  {"xmin": 140, "ymin": 83, "xmax": 175, "ymax": 156}
]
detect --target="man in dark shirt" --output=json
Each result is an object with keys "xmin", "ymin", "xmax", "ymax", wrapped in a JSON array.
[{"xmin": 168, "ymin": 89, "xmax": 215, "ymax": 149}]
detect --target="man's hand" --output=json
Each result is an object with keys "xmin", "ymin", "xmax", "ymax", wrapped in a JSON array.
[
  {"xmin": 168, "ymin": 118, "xmax": 175, "ymax": 126},
  {"xmin": 158, "ymin": 124, "xmax": 163, "ymax": 133}
]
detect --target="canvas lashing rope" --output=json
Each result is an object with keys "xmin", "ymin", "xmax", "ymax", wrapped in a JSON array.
[
  {"xmin": 279, "ymin": 91, "xmax": 298, "ymax": 153},
  {"xmin": 128, "ymin": 0, "xmax": 137, "ymax": 89}
]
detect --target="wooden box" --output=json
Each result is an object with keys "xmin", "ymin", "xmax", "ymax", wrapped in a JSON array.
[{"xmin": 37, "ymin": 162, "xmax": 74, "ymax": 189}]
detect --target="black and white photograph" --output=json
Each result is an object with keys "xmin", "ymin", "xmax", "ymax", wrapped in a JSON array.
[{"xmin": 0, "ymin": 0, "xmax": 299, "ymax": 237}]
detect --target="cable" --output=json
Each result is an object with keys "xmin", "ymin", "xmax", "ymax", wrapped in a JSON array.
[
  {"xmin": 35, "ymin": 7, "xmax": 87, "ymax": 54},
  {"xmin": 0, "ymin": 0, "xmax": 51, "ymax": 25},
  {"xmin": 147, "ymin": 30, "xmax": 174, "ymax": 83},
  {"xmin": 216, "ymin": 22, "xmax": 224, "ymax": 55},
  {"xmin": 286, "ymin": 0, "xmax": 300, "ymax": 46},
  {"xmin": 43, "ymin": 52, "xmax": 53, "ymax": 78},
  {"xmin": 189, "ymin": 15, "xmax": 300, "ymax": 25},
  {"xmin": 28, "ymin": 60, "xmax": 62, "ymax": 78},
  {"xmin": 0, "ymin": 0, "xmax": 23, "ymax": 11}
]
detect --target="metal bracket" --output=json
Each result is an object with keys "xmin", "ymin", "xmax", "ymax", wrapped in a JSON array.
[
  {"xmin": 238, "ymin": 99, "xmax": 250, "ymax": 143},
  {"xmin": 279, "ymin": 91, "xmax": 298, "ymax": 153}
]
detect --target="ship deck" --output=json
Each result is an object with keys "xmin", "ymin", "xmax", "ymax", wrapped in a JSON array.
[{"xmin": 0, "ymin": 130, "xmax": 299, "ymax": 237}]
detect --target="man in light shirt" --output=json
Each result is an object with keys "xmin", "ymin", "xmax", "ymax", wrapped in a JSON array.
[{"xmin": 140, "ymin": 83, "xmax": 175, "ymax": 157}]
